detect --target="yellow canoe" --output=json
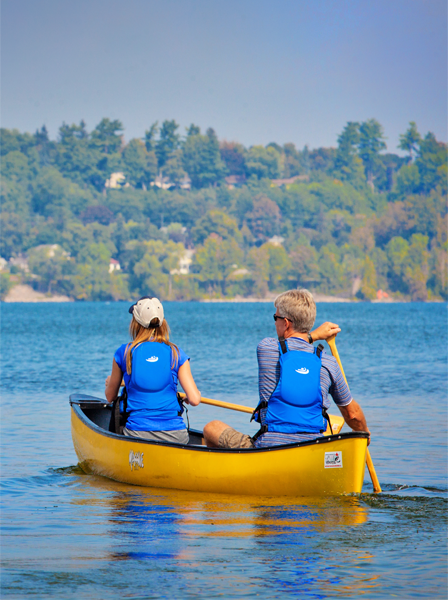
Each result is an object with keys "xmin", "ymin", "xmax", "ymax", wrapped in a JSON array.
[{"xmin": 70, "ymin": 394, "xmax": 368, "ymax": 497}]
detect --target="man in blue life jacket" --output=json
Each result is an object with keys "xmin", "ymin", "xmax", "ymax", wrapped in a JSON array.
[{"xmin": 203, "ymin": 289, "xmax": 370, "ymax": 449}]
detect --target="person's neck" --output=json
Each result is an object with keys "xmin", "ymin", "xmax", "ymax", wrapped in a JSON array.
[{"xmin": 280, "ymin": 330, "xmax": 307, "ymax": 341}]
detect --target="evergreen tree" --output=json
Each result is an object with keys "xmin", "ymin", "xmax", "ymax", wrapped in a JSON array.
[
  {"xmin": 358, "ymin": 119, "xmax": 387, "ymax": 189},
  {"xmin": 155, "ymin": 120, "xmax": 180, "ymax": 169},
  {"xmin": 398, "ymin": 122, "xmax": 421, "ymax": 161}
]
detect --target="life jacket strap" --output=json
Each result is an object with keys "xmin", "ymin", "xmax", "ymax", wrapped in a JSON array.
[
  {"xmin": 177, "ymin": 393, "xmax": 189, "ymax": 430},
  {"xmin": 316, "ymin": 343, "xmax": 324, "ymax": 358},
  {"xmin": 110, "ymin": 387, "xmax": 129, "ymax": 435},
  {"xmin": 252, "ymin": 425, "xmax": 268, "ymax": 442},
  {"xmin": 322, "ymin": 407, "xmax": 333, "ymax": 434},
  {"xmin": 250, "ymin": 400, "xmax": 268, "ymax": 422},
  {"xmin": 279, "ymin": 338, "xmax": 288, "ymax": 354}
]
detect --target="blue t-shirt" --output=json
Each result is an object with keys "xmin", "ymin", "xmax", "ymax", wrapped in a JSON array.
[{"xmin": 114, "ymin": 341, "xmax": 189, "ymax": 431}]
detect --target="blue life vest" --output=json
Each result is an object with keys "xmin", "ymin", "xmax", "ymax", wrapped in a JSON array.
[
  {"xmin": 125, "ymin": 341, "xmax": 185, "ymax": 432},
  {"xmin": 264, "ymin": 339, "xmax": 326, "ymax": 434}
]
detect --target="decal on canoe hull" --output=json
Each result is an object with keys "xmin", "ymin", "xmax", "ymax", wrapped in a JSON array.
[
  {"xmin": 129, "ymin": 450, "xmax": 144, "ymax": 471},
  {"xmin": 324, "ymin": 451, "xmax": 342, "ymax": 468}
]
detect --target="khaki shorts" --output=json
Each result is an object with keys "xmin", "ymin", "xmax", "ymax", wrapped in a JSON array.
[
  {"xmin": 218, "ymin": 427, "xmax": 254, "ymax": 449},
  {"xmin": 123, "ymin": 427, "xmax": 189, "ymax": 445}
]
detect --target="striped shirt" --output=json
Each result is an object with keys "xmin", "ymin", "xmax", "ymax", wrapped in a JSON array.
[{"xmin": 254, "ymin": 337, "xmax": 353, "ymax": 448}]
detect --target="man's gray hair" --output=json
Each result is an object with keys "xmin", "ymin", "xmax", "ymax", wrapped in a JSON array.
[{"xmin": 274, "ymin": 289, "xmax": 316, "ymax": 332}]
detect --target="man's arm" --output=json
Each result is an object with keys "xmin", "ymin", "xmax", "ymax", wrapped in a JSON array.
[{"xmin": 338, "ymin": 400, "xmax": 371, "ymax": 445}]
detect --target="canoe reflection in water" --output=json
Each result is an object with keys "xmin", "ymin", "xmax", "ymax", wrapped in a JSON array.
[{"xmin": 71, "ymin": 474, "xmax": 380, "ymax": 597}]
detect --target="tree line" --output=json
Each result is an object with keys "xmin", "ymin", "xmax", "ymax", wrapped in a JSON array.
[{"xmin": 1, "ymin": 118, "xmax": 446, "ymax": 301}]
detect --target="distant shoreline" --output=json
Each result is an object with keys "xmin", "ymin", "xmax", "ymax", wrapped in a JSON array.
[
  {"xmin": 200, "ymin": 295, "xmax": 354, "ymax": 303},
  {"xmin": 3, "ymin": 284, "xmax": 72, "ymax": 303},
  {"xmin": 3, "ymin": 283, "xmax": 439, "ymax": 303}
]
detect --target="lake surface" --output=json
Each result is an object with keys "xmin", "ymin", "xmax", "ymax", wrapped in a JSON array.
[{"xmin": 1, "ymin": 301, "xmax": 447, "ymax": 599}]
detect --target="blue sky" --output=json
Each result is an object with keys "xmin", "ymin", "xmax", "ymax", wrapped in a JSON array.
[{"xmin": 1, "ymin": 0, "xmax": 446, "ymax": 151}]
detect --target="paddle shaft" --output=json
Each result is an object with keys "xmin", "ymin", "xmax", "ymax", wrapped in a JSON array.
[
  {"xmin": 178, "ymin": 392, "xmax": 253, "ymax": 414},
  {"xmin": 179, "ymin": 393, "xmax": 344, "ymax": 433},
  {"xmin": 327, "ymin": 335, "xmax": 382, "ymax": 493}
]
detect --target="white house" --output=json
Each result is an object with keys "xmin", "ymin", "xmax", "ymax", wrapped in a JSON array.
[
  {"xmin": 170, "ymin": 249, "xmax": 195, "ymax": 275},
  {"xmin": 109, "ymin": 258, "xmax": 121, "ymax": 273},
  {"xmin": 105, "ymin": 172, "xmax": 126, "ymax": 189}
]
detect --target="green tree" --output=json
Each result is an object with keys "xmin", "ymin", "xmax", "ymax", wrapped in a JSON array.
[
  {"xmin": 333, "ymin": 122, "xmax": 363, "ymax": 184},
  {"xmin": 122, "ymin": 138, "xmax": 157, "ymax": 187},
  {"xmin": 245, "ymin": 146, "xmax": 281, "ymax": 179},
  {"xmin": 193, "ymin": 234, "xmax": 243, "ymax": 296},
  {"xmin": 404, "ymin": 234, "xmax": 430, "ymax": 300},
  {"xmin": 219, "ymin": 141, "xmax": 247, "ymax": 177},
  {"xmin": 163, "ymin": 150, "xmax": 187, "ymax": 185},
  {"xmin": 71, "ymin": 241, "xmax": 129, "ymax": 300},
  {"xmin": 1, "ymin": 128, "xmax": 36, "ymax": 156},
  {"xmin": 386, "ymin": 236, "xmax": 409, "ymax": 293},
  {"xmin": 34, "ymin": 125, "xmax": 53, "ymax": 166},
  {"xmin": 2, "ymin": 151, "xmax": 32, "ymax": 182},
  {"xmin": 359, "ymin": 256, "xmax": 377, "ymax": 300},
  {"xmin": 155, "ymin": 120, "xmax": 180, "ymax": 169},
  {"xmin": 300, "ymin": 145, "xmax": 310, "ymax": 175},
  {"xmin": 90, "ymin": 118, "xmax": 123, "ymax": 154},
  {"xmin": 264, "ymin": 243, "xmax": 291, "ymax": 290},
  {"xmin": 182, "ymin": 128, "xmax": 226, "ymax": 188},
  {"xmin": 28, "ymin": 244, "xmax": 73, "ymax": 294},
  {"xmin": 358, "ymin": 119, "xmax": 386, "ymax": 189},
  {"xmin": 144, "ymin": 122, "xmax": 158, "ymax": 152},
  {"xmin": 186, "ymin": 123, "xmax": 201, "ymax": 137},
  {"xmin": 0, "ymin": 273, "xmax": 12, "ymax": 300},
  {"xmin": 398, "ymin": 121, "xmax": 421, "ymax": 161},
  {"xmin": 282, "ymin": 143, "xmax": 303, "ymax": 177},
  {"xmin": 191, "ymin": 210, "xmax": 241, "ymax": 245},
  {"xmin": 395, "ymin": 164, "xmax": 420, "ymax": 196},
  {"xmin": 246, "ymin": 195, "xmax": 281, "ymax": 242},
  {"xmin": 318, "ymin": 244, "xmax": 346, "ymax": 293},
  {"xmin": 57, "ymin": 121, "xmax": 104, "ymax": 189},
  {"xmin": 131, "ymin": 240, "xmax": 185, "ymax": 299},
  {"xmin": 31, "ymin": 167, "xmax": 92, "ymax": 223},
  {"xmin": 428, "ymin": 244, "xmax": 447, "ymax": 300},
  {"xmin": 415, "ymin": 132, "xmax": 447, "ymax": 194},
  {"xmin": 247, "ymin": 245, "xmax": 270, "ymax": 297},
  {"xmin": 289, "ymin": 242, "xmax": 320, "ymax": 288}
]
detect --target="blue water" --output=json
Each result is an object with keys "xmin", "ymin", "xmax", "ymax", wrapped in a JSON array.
[{"xmin": 1, "ymin": 302, "xmax": 447, "ymax": 598}]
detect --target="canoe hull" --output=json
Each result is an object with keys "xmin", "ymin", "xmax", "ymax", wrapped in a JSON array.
[{"xmin": 71, "ymin": 401, "xmax": 367, "ymax": 497}]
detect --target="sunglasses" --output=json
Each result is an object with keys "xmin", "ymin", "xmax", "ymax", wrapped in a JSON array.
[{"xmin": 273, "ymin": 314, "xmax": 291, "ymax": 322}]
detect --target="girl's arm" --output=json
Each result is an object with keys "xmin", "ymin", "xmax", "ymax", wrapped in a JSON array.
[
  {"xmin": 178, "ymin": 360, "xmax": 201, "ymax": 406},
  {"xmin": 105, "ymin": 359, "xmax": 123, "ymax": 403}
]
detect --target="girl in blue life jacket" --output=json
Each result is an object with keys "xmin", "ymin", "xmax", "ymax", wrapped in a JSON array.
[{"xmin": 105, "ymin": 296, "xmax": 201, "ymax": 444}]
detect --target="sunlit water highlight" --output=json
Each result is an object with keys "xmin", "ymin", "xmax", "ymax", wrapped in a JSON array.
[{"xmin": 1, "ymin": 302, "xmax": 447, "ymax": 598}]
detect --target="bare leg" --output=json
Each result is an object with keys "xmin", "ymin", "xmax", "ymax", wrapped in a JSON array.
[{"xmin": 203, "ymin": 420, "xmax": 230, "ymax": 448}]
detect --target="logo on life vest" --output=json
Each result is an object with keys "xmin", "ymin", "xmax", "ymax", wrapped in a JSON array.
[
  {"xmin": 146, "ymin": 356, "xmax": 159, "ymax": 362},
  {"xmin": 129, "ymin": 450, "xmax": 144, "ymax": 471},
  {"xmin": 295, "ymin": 367, "xmax": 309, "ymax": 374},
  {"xmin": 324, "ymin": 451, "xmax": 343, "ymax": 468}
]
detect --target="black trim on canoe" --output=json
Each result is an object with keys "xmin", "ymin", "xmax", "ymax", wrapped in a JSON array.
[{"xmin": 70, "ymin": 394, "xmax": 369, "ymax": 454}]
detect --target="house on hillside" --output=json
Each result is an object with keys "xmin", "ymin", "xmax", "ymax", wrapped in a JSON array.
[
  {"xmin": 105, "ymin": 172, "xmax": 126, "ymax": 189},
  {"xmin": 151, "ymin": 174, "xmax": 191, "ymax": 191},
  {"xmin": 267, "ymin": 236, "xmax": 285, "ymax": 247},
  {"xmin": 9, "ymin": 254, "xmax": 30, "ymax": 272},
  {"xmin": 170, "ymin": 249, "xmax": 195, "ymax": 275},
  {"xmin": 109, "ymin": 259, "xmax": 121, "ymax": 273}
]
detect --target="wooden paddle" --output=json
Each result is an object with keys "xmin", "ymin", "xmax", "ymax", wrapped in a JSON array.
[
  {"xmin": 180, "ymin": 393, "xmax": 253, "ymax": 415},
  {"xmin": 178, "ymin": 393, "xmax": 344, "ymax": 434},
  {"xmin": 327, "ymin": 334, "xmax": 382, "ymax": 493}
]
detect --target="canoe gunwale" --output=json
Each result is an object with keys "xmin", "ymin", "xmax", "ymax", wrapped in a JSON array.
[{"xmin": 70, "ymin": 395, "xmax": 369, "ymax": 455}]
